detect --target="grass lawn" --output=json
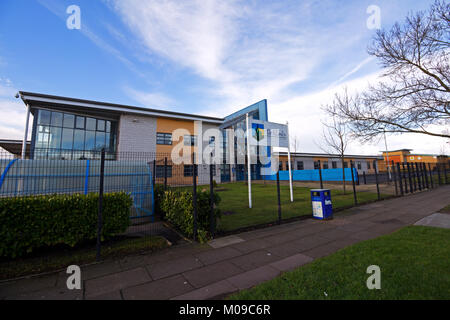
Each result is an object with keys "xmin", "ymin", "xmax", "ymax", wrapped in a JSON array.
[
  {"xmin": 0, "ymin": 236, "xmax": 168, "ymax": 280},
  {"xmin": 216, "ymin": 182, "xmax": 385, "ymax": 232},
  {"xmin": 230, "ymin": 226, "xmax": 450, "ymax": 300}
]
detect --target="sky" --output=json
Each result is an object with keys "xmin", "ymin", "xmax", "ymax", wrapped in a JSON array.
[{"xmin": 0, "ymin": 0, "xmax": 448, "ymax": 156}]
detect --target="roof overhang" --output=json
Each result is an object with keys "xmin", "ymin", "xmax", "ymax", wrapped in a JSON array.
[{"xmin": 19, "ymin": 91, "xmax": 224, "ymax": 124}]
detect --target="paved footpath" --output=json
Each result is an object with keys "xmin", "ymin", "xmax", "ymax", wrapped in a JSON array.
[{"xmin": 1, "ymin": 185, "xmax": 449, "ymax": 300}]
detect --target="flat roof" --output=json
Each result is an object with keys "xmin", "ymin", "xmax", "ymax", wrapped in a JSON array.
[
  {"xmin": 19, "ymin": 91, "xmax": 224, "ymax": 124},
  {"xmin": 0, "ymin": 139, "xmax": 31, "ymax": 156},
  {"xmin": 276, "ymin": 151, "xmax": 383, "ymax": 159}
]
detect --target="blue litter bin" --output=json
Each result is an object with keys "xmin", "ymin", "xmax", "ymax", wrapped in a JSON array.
[{"xmin": 310, "ymin": 189, "xmax": 333, "ymax": 220}]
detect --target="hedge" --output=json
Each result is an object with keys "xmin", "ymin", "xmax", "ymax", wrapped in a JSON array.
[
  {"xmin": 0, "ymin": 192, "xmax": 132, "ymax": 258},
  {"xmin": 160, "ymin": 189, "xmax": 221, "ymax": 243}
]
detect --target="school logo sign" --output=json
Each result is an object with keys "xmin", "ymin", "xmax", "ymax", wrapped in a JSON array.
[{"xmin": 252, "ymin": 123, "xmax": 265, "ymax": 141}]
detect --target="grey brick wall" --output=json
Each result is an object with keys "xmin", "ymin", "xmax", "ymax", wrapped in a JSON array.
[{"xmin": 117, "ymin": 114, "xmax": 157, "ymax": 154}]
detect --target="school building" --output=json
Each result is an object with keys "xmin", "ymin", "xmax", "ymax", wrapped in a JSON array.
[
  {"xmin": 2, "ymin": 91, "xmax": 447, "ymax": 184},
  {"xmin": 276, "ymin": 152, "xmax": 383, "ymax": 175},
  {"xmin": 381, "ymin": 149, "xmax": 449, "ymax": 170}
]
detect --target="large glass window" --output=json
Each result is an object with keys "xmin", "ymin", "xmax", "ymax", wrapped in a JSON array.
[{"xmin": 34, "ymin": 109, "xmax": 117, "ymax": 160}]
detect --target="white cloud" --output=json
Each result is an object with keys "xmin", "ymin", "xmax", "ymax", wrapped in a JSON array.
[
  {"xmin": 123, "ymin": 87, "xmax": 176, "ymax": 110},
  {"xmin": 107, "ymin": 0, "xmax": 357, "ymax": 112}
]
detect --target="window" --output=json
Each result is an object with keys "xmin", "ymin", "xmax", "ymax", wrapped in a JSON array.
[
  {"xmin": 156, "ymin": 165, "xmax": 172, "ymax": 178},
  {"xmin": 343, "ymin": 162, "xmax": 348, "ymax": 168},
  {"xmin": 323, "ymin": 162, "xmax": 329, "ymax": 169},
  {"xmin": 357, "ymin": 162, "xmax": 362, "ymax": 170},
  {"xmin": 332, "ymin": 161, "xmax": 337, "ymax": 169},
  {"xmin": 279, "ymin": 162, "xmax": 283, "ymax": 171},
  {"xmin": 157, "ymin": 133, "xmax": 172, "ymax": 145},
  {"xmin": 211, "ymin": 164, "xmax": 216, "ymax": 176},
  {"xmin": 184, "ymin": 165, "xmax": 198, "ymax": 177},
  {"xmin": 314, "ymin": 161, "xmax": 320, "ymax": 169},
  {"xmin": 184, "ymin": 135, "xmax": 197, "ymax": 146},
  {"xmin": 367, "ymin": 162, "xmax": 371, "ymax": 169},
  {"xmin": 297, "ymin": 161, "xmax": 304, "ymax": 170},
  {"xmin": 34, "ymin": 109, "xmax": 116, "ymax": 160}
]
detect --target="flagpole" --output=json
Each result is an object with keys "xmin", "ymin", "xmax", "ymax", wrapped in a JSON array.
[
  {"xmin": 246, "ymin": 113, "xmax": 252, "ymax": 208},
  {"xmin": 286, "ymin": 121, "xmax": 293, "ymax": 202}
]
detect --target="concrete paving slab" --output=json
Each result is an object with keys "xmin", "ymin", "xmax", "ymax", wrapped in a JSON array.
[
  {"xmin": 86, "ymin": 290, "xmax": 122, "ymax": 300},
  {"xmin": 0, "ymin": 274, "xmax": 58, "ymax": 298},
  {"xmin": 292, "ymin": 235, "xmax": 332, "ymax": 252},
  {"xmin": 84, "ymin": 267, "xmax": 150, "ymax": 299},
  {"xmin": 414, "ymin": 213, "xmax": 450, "ymax": 229},
  {"xmin": 171, "ymin": 280, "xmax": 237, "ymax": 300},
  {"xmin": 266, "ymin": 242, "xmax": 303, "ymax": 258},
  {"xmin": 122, "ymin": 274, "xmax": 193, "ymax": 300},
  {"xmin": 194, "ymin": 247, "xmax": 243, "ymax": 265},
  {"xmin": 226, "ymin": 265, "xmax": 280, "ymax": 290},
  {"xmin": 81, "ymin": 260, "xmax": 122, "ymax": 281},
  {"xmin": 269, "ymin": 253, "xmax": 314, "ymax": 272},
  {"xmin": 229, "ymin": 238, "xmax": 271, "ymax": 254},
  {"xmin": 147, "ymin": 256, "xmax": 203, "ymax": 280},
  {"xmin": 208, "ymin": 235, "xmax": 244, "ymax": 248},
  {"xmin": 228, "ymin": 250, "xmax": 280, "ymax": 271},
  {"xmin": 302, "ymin": 243, "xmax": 342, "ymax": 259},
  {"xmin": 182, "ymin": 261, "xmax": 243, "ymax": 288}
]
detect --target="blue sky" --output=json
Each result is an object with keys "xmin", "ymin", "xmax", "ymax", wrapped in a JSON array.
[{"xmin": 0, "ymin": 0, "xmax": 447, "ymax": 155}]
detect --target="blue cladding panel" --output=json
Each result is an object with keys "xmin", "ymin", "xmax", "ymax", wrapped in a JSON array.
[
  {"xmin": 224, "ymin": 99, "xmax": 268, "ymax": 122},
  {"xmin": 264, "ymin": 168, "xmax": 358, "ymax": 182}
]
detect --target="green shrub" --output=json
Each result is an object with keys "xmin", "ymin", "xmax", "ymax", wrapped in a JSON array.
[
  {"xmin": 160, "ymin": 189, "xmax": 221, "ymax": 243},
  {"xmin": 0, "ymin": 192, "xmax": 132, "ymax": 258}
]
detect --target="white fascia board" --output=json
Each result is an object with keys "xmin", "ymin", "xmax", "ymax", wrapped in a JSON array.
[{"xmin": 22, "ymin": 95, "xmax": 224, "ymax": 124}]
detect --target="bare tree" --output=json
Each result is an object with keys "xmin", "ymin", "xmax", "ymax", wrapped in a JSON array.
[
  {"xmin": 320, "ymin": 90, "xmax": 354, "ymax": 194},
  {"xmin": 328, "ymin": 0, "xmax": 450, "ymax": 141}
]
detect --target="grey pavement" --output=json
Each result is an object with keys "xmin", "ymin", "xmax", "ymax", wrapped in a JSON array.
[{"xmin": 1, "ymin": 185, "xmax": 449, "ymax": 300}]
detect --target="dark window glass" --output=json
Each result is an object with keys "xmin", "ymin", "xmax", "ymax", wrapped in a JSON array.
[
  {"xmin": 63, "ymin": 114, "xmax": 75, "ymax": 128},
  {"xmin": 323, "ymin": 163, "xmax": 329, "ymax": 169},
  {"xmin": 279, "ymin": 162, "xmax": 283, "ymax": 171},
  {"xmin": 157, "ymin": 133, "xmax": 172, "ymax": 145},
  {"xmin": 38, "ymin": 110, "xmax": 51, "ymax": 125},
  {"xmin": 97, "ymin": 120, "xmax": 105, "ymax": 131},
  {"xmin": 86, "ymin": 118, "xmax": 96, "ymax": 131},
  {"xmin": 106, "ymin": 121, "xmax": 111, "ymax": 133},
  {"xmin": 73, "ymin": 129, "xmax": 85, "ymax": 150},
  {"xmin": 357, "ymin": 162, "xmax": 362, "ymax": 170},
  {"xmin": 49, "ymin": 127, "xmax": 62, "ymax": 149},
  {"xmin": 76, "ymin": 116, "xmax": 85, "ymax": 129},
  {"xmin": 343, "ymin": 162, "xmax": 348, "ymax": 168},
  {"xmin": 297, "ymin": 161, "xmax": 304, "ymax": 170},
  {"xmin": 184, "ymin": 165, "xmax": 198, "ymax": 177},
  {"xmin": 314, "ymin": 161, "xmax": 320, "ymax": 169},
  {"xmin": 367, "ymin": 162, "xmax": 371, "ymax": 169},
  {"xmin": 51, "ymin": 112, "xmax": 63, "ymax": 126},
  {"xmin": 61, "ymin": 128, "xmax": 74, "ymax": 149},
  {"xmin": 332, "ymin": 161, "xmax": 337, "ymax": 169},
  {"xmin": 156, "ymin": 165, "xmax": 173, "ymax": 178}
]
